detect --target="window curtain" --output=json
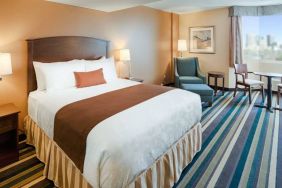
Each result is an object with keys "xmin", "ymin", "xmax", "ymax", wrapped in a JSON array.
[
  {"xmin": 229, "ymin": 16, "xmax": 243, "ymax": 66},
  {"xmin": 229, "ymin": 5, "xmax": 282, "ymax": 16},
  {"xmin": 229, "ymin": 5, "xmax": 282, "ymax": 66}
]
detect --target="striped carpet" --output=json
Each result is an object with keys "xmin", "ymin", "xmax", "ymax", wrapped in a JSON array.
[
  {"xmin": 1, "ymin": 91, "xmax": 281, "ymax": 188},
  {"xmin": 175, "ymin": 91, "xmax": 282, "ymax": 188}
]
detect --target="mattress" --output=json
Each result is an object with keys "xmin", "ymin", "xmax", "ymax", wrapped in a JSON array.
[{"xmin": 28, "ymin": 79, "xmax": 202, "ymax": 187}]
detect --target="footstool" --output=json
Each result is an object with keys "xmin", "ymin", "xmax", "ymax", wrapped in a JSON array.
[{"xmin": 180, "ymin": 84, "xmax": 214, "ymax": 106}]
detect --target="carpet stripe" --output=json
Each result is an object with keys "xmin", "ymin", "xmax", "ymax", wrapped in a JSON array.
[
  {"xmin": 206, "ymin": 92, "xmax": 260, "ymax": 187},
  {"xmin": 246, "ymin": 104, "xmax": 270, "ymax": 188},
  {"xmin": 268, "ymin": 104, "xmax": 279, "ymax": 188},
  {"xmin": 177, "ymin": 93, "xmax": 248, "ymax": 187},
  {"xmin": 0, "ymin": 163, "xmax": 44, "ymax": 187},
  {"xmin": 236, "ymin": 101, "xmax": 267, "ymax": 188},
  {"xmin": 197, "ymin": 93, "xmax": 255, "ymax": 187},
  {"xmin": 257, "ymin": 98, "xmax": 276, "ymax": 187},
  {"xmin": 201, "ymin": 93, "xmax": 250, "ymax": 142},
  {"xmin": 10, "ymin": 171, "xmax": 43, "ymax": 188},
  {"xmin": 202, "ymin": 92, "xmax": 232, "ymax": 120},
  {"xmin": 215, "ymin": 94, "xmax": 263, "ymax": 187},
  {"xmin": 276, "ymin": 99, "xmax": 282, "ymax": 187},
  {"xmin": 21, "ymin": 176, "xmax": 46, "ymax": 188},
  {"xmin": 201, "ymin": 92, "xmax": 234, "ymax": 126},
  {"xmin": 0, "ymin": 154, "xmax": 37, "ymax": 173},
  {"xmin": 256, "ymin": 115, "xmax": 273, "ymax": 188}
]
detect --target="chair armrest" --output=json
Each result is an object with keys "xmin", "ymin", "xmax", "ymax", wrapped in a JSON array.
[
  {"xmin": 175, "ymin": 75, "xmax": 180, "ymax": 88},
  {"xmin": 195, "ymin": 58, "xmax": 206, "ymax": 83},
  {"xmin": 174, "ymin": 59, "xmax": 180, "ymax": 88},
  {"xmin": 247, "ymin": 71, "xmax": 262, "ymax": 80},
  {"xmin": 235, "ymin": 73, "xmax": 246, "ymax": 83},
  {"xmin": 197, "ymin": 70, "xmax": 206, "ymax": 84}
]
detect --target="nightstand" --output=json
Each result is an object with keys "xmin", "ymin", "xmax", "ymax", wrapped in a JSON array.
[
  {"xmin": 0, "ymin": 103, "xmax": 20, "ymax": 168},
  {"xmin": 125, "ymin": 77, "xmax": 144, "ymax": 83}
]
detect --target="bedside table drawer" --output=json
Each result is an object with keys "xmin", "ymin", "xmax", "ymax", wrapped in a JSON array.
[{"xmin": 0, "ymin": 116, "xmax": 16, "ymax": 134}]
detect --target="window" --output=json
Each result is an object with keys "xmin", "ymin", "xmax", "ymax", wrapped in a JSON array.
[
  {"xmin": 242, "ymin": 15, "xmax": 282, "ymax": 64},
  {"xmin": 242, "ymin": 15, "xmax": 282, "ymax": 75}
]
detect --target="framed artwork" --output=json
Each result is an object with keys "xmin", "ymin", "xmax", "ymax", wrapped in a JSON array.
[{"xmin": 189, "ymin": 26, "xmax": 215, "ymax": 54}]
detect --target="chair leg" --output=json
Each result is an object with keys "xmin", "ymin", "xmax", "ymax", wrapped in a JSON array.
[
  {"xmin": 222, "ymin": 77, "xmax": 225, "ymax": 96},
  {"xmin": 261, "ymin": 85, "xmax": 265, "ymax": 102},
  {"xmin": 248, "ymin": 87, "xmax": 252, "ymax": 104},
  {"xmin": 278, "ymin": 88, "xmax": 280, "ymax": 105},
  {"xmin": 234, "ymin": 84, "xmax": 237, "ymax": 97},
  {"xmin": 244, "ymin": 86, "xmax": 247, "ymax": 96}
]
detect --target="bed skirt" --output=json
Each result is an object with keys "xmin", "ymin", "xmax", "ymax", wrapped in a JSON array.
[{"xmin": 24, "ymin": 116, "xmax": 202, "ymax": 188}]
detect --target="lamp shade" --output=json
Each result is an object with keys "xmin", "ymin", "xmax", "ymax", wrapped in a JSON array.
[
  {"xmin": 0, "ymin": 53, "xmax": 12, "ymax": 76},
  {"xmin": 178, "ymin": 40, "xmax": 187, "ymax": 52},
  {"xmin": 120, "ymin": 49, "xmax": 131, "ymax": 61}
]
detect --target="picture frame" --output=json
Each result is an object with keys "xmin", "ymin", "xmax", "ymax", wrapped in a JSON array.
[{"xmin": 189, "ymin": 26, "xmax": 216, "ymax": 54}]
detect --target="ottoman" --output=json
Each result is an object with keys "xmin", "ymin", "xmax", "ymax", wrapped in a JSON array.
[{"xmin": 181, "ymin": 84, "xmax": 214, "ymax": 106}]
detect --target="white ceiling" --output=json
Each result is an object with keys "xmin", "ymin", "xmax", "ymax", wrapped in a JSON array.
[
  {"xmin": 47, "ymin": 0, "xmax": 282, "ymax": 14},
  {"xmin": 47, "ymin": 0, "xmax": 160, "ymax": 12}
]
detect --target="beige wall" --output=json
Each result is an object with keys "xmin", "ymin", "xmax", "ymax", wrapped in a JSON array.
[
  {"xmin": 179, "ymin": 8, "xmax": 230, "ymax": 87},
  {"xmin": 0, "ymin": 0, "xmax": 178, "ymax": 129}
]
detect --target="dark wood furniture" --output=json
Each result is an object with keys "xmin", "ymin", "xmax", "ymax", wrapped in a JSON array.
[
  {"xmin": 27, "ymin": 36, "xmax": 109, "ymax": 93},
  {"xmin": 208, "ymin": 71, "xmax": 225, "ymax": 96},
  {"xmin": 234, "ymin": 64, "xmax": 264, "ymax": 104},
  {"xmin": 278, "ymin": 79, "xmax": 282, "ymax": 104},
  {"xmin": 0, "ymin": 103, "xmax": 20, "ymax": 168},
  {"xmin": 253, "ymin": 72, "xmax": 282, "ymax": 112}
]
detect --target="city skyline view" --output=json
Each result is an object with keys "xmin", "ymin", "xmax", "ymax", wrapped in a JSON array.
[{"xmin": 242, "ymin": 15, "xmax": 282, "ymax": 62}]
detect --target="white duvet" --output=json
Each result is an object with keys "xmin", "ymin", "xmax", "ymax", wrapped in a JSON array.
[{"xmin": 28, "ymin": 79, "xmax": 202, "ymax": 188}]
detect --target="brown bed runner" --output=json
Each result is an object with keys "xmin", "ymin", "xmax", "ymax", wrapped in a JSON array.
[{"xmin": 54, "ymin": 84, "xmax": 173, "ymax": 171}]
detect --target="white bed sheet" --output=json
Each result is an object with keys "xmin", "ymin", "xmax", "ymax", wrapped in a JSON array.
[{"xmin": 28, "ymin": 79, "xmax": 202, "ymax": 188}]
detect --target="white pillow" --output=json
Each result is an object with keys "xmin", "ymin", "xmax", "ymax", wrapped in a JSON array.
[
  {"xmin": 33, "ymin": 62, "xmax": 46, "ymax": 90},
  {"xmin": 34, "ymin": 60, "xmax": 85, "ymax": 91},
  {"xmin": 85, "ymin": 57, "xmax": 118, "ymax": 82}
]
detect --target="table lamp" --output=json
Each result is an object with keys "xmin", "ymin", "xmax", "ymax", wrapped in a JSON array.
[
  {"xmin": 0, "ymin": 53, "xmax": 12, "ymax": 81},
  {"xmin": 178, "ymin": 40, "xmax": 187, "ymax": 57},
  {"xmin": 120, "ymin": 49, "xmax": 132, "ymax": 79}
]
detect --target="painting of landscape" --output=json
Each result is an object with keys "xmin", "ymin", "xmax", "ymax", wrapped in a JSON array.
[{"xmin": 189, "ymin": 26, "xmax": 215, "ymax": 53}]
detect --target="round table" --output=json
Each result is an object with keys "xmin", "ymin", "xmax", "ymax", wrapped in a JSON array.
[
  {"xmin": 208, "ymin": 71, "xmax": 225, "ymax": 96},
  {"xmin": 253, "ymin": 72, "xmax": 282, "ymax": 112}
]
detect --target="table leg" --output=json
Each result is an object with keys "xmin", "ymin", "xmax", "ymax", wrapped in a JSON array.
[
  {"xmin": 222, "ymin": 77, "xmax": 225, "ymax": 96},
  {"xmin": 267, "ymin": 76, "xmax": 272, "ymax": 110},
  {"xmin": 208, "ymin": 75, "xmax": 210, "ymax": 86},
  {"xmin": 255, "ymin": 76, "xmax": 273, "ymax": 112},
  {"xmin": 215, "ymin": 77, "xmax": 218, "ymax": 96}
]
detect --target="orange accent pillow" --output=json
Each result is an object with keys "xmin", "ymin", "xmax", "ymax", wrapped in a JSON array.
[{"xmin": 74, "ymin": 68, "xmax": 106, "ymax": 88}]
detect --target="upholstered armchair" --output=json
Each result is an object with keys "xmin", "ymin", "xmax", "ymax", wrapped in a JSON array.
[{"xmin": 174, "ymin": 57, "xmax": 206, "ymax": 88}]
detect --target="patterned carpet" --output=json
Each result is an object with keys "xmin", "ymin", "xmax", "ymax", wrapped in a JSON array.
[
  {"xmin": 0, "ymin": 91, "xmax": 281, "ymax": 187},
  {"xmin": 175, "ymin": 91, "xmax": 282, "ymax": 188}
]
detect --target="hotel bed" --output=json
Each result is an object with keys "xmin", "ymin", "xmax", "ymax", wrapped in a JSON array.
[{"xmin": 24, "ymin": 36, "xmax": 202, "ymax": 188}]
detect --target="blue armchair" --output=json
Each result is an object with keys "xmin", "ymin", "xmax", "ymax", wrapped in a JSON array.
[{"xmin": 174, "ymin": 57, "xmax": 206, "ymax": 88}]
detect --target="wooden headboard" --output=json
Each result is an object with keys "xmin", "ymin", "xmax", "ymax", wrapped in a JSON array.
[{"xmin": 27, "ymin": 36, "xmax": 109, "ymax": 93}]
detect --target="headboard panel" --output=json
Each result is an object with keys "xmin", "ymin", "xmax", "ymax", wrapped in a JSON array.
[{"xmin": 27, "ymin": 36, "xmax": 109, "ymax": 93}]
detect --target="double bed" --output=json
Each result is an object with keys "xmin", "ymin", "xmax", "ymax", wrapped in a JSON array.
[{"xmin": 24, "ymin": 36, "xmax": 202, "ymax": 188}]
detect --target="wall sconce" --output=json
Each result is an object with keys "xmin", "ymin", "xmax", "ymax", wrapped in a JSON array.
[
  {"xmin": 178, "ymin": 40, "xmax": 187, "ymax": 57},
  {"xmin": 119, "ymin": 49, "xmax": 132, "ymax": 79},
  {"xmin": 0, "ymin": 53, "xmax": 12, "ymax": 81}
]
